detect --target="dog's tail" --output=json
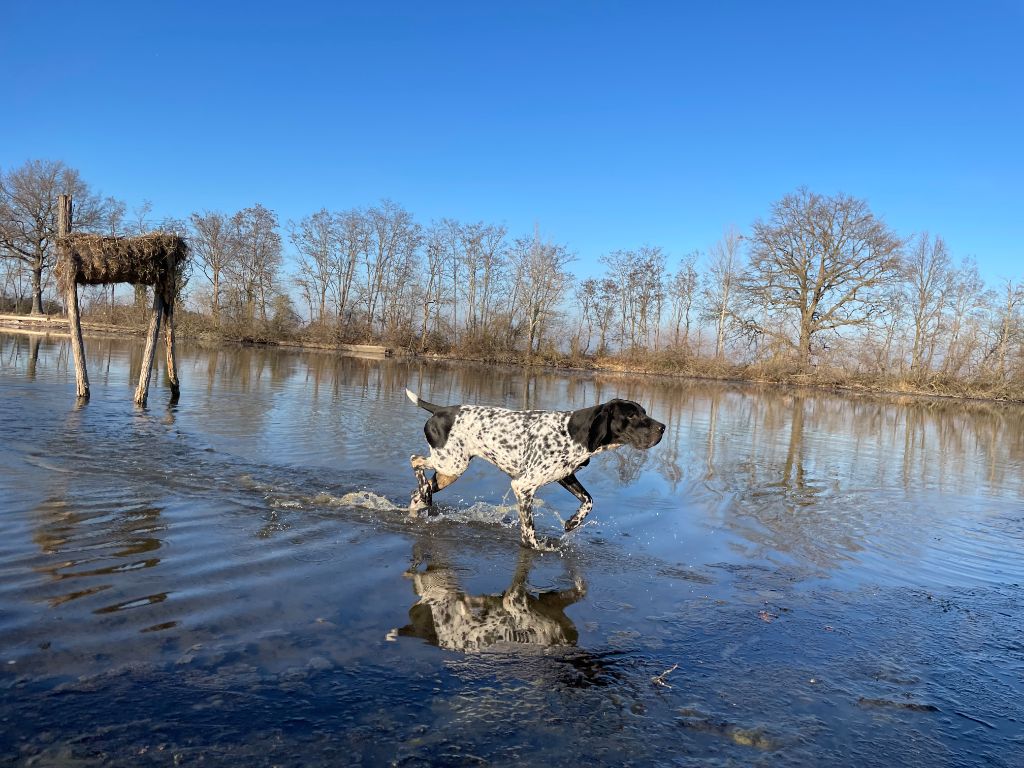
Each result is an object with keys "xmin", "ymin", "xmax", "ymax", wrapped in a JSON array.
[{"xmin": 405, "ymin": 388, "xmax": 443, "ymax": 414}]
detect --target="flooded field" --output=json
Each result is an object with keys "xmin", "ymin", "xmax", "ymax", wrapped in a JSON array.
[{"xmin": 1, "ymin": 331, "xmax": 1022, "ymax": 766}]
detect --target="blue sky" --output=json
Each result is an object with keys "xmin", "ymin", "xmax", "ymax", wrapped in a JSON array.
[{"xmin": 3, "ymin": 0, "xmax": 1022, "ymax": 283}]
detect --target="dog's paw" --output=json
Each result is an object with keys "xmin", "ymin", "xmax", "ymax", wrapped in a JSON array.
[
  {"xmin": 408, "ymin": 494, "xmax": 429, "ymax": 517},
  {"xmin": 521, "ymin": 535, "xmax": 561, "ymax": 552}
]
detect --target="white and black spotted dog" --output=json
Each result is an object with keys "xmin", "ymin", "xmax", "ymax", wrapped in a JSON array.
[{"xmin": 405, "ymin": 389, "xmax": 666, "ymax": 549}]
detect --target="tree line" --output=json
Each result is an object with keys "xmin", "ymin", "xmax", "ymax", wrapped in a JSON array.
[{"xmin": 2, "ymin": 158, "xmax": 1022, "ymax": 391}]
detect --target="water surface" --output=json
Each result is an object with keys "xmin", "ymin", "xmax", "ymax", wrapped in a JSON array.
[{"xmin": 1, "ymin": 332, "xmax": 1022, "ymax": 766}]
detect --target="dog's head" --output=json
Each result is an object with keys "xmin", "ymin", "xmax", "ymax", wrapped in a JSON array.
[{"xmin": 569, "ymin": 399, "xmax": 666, "ymax": 452}]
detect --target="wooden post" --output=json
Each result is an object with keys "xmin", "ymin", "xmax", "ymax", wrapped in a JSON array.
[
  {"xmin": 134, "ymin": 290, "xmax": 164, "ymax": 405},
  {"xmin": 163, "ymin": 287, "xmax": 180, "ymax": 400},
  {"xmin": 60, "ymin": 194, "xmax": 90, "ymax": 399}
]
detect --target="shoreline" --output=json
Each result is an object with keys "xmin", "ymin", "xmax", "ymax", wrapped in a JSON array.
[{"xmin": 3, "ymin": 313, "xmax": 1021, "ymax": 405}]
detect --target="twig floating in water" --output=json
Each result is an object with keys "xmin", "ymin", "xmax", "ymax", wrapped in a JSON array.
[{"xmin": 652, "ymin": 663, "xmax": 679, "ymax": 688}]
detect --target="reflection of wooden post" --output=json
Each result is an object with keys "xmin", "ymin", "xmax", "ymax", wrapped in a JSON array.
[
  {"xmin": 134, "ymin": 289, "xmax": 165, "ymax": 405},
  {"xmin": 60, "ymin": 194, "xmax": 90, "ymax": 399}
]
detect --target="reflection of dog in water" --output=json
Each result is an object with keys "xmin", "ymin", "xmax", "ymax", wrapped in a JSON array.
[{"xmin": 394, "ymin": 545, "xmax": 586, "ymax": 652}]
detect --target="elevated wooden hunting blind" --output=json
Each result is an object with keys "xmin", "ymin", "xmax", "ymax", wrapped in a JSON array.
[{"xmin": 55, "ymin": 194, "xmax": 190, "ymax": 404}]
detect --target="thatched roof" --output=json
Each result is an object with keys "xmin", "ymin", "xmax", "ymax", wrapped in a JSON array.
[{"xmin": 55, "ymin": 233, "xmax": 189, "ymax": 293}]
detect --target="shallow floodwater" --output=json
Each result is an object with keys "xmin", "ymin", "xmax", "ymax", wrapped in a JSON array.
[{"xmin": 1, "ymin": 331, "xmax": 1022, "ymax": 766}]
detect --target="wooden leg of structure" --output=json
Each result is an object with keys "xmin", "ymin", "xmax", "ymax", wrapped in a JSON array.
[
  {"xmin": 163, "ymin": 296, "xmax": 180, "ymax": 400},
  {"xmin": 134, "ymin": 291, "xmax": 165, "ymax": 405},
  {"xmin": 67, "ymin": 284, "xmax": 90, "ymax": 399}
]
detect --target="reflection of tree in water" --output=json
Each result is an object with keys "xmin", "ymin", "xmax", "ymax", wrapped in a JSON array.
[
  {"xmin": 2, "ymin": 333, "xmax": 44, "ymax": 379},
  {"xmin": 778, "ymin": 393, "xmax": 810, "ymax": 497},
  {"xmin": 695, "ymin": 386, "xmax": 1024, "ymax": 568},
  {"xmin": 26, "ymin": 334, "xmax": 41, "ymax": 379},
  {"xmin": 607, "ymin": 447, "xmax": 650, "ymax": 485},
  {"xmin": 396, "ymin": 541, "xmax": 585, "ymax": 653}
]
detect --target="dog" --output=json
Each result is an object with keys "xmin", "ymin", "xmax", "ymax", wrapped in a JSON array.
[{"xmin": 406, "ymin": 388, "xmax": 665, "ymax": 549}]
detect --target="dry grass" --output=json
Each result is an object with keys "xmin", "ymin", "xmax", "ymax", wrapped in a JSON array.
[{"xmin": 55, "ymin": 233, "xmax": 189, "ymax": 297}]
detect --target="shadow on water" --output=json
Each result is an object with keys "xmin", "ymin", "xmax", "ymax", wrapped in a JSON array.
[{"xmin": 1, "ymin": 331, "xmax": 1023, "ymax": 766}]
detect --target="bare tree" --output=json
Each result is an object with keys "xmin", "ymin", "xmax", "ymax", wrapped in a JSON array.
[
  {"xmin": 507, "ymin": 231, "xmax": 573, "ymax": 354},
  {"xmin": 599, "ymin": 250, "xmax": 634, "ymax": 349},
  {"xmin": 986, "ymin": 279, "xmax": 1024, "ymax": 380},
  {"xmin": 593, "ymin": 278, "xmax": 619, "ymax": 356},
  {"xmin": 903, "ymin": 233, "xmax": 952, "ymax": 377},
  {"xmin": 941, "ymin": 258, "xmax": 990, "ymax": 378},
  {"xmin": 573, "ymin": 278, "xmax": 598, "ymax": 355},
  {"xmin": 474, "ymin": 223, "xmax": 507, "ymax": 339},
  {"xmin": 451, "ymin": 220, "xmax": 508, "ymax": 342},
  {"xmin": 420, "ymin": 223, "xmax": 458, "ymax": 350},
  {"xmin": 598, "ymin": 247, "xmax": 664, "ymax": 350},
  {"xmin": 635, "ymin": 246, "xmax": 666, "ymax": 349},
  {"xmin": 361, "ymin": 200, "xmax": 419, "ymax": 337},
  {"xmin": 871, "ymin": 285, "xmax": 908, "ymax": 374},
  {"xmin": 231, "ymin": 204, "xmax": 282, "ymax": 323},
  {"xmin": 190, "ymin": 210, "xmax": 239, "ymax": 325},
  {"xmin": 334, "ymin": 209, "xmax": 367, "ymax": 329},
  {"xmin": 740, "ymin": 188, "xmax": 904, "ymax": 365},
  {"xmin": 99, "ymin": 196, "xmax": 127, "ymax": 317},
  {"xmin": 127, "ymin": 200, "xmax": 156, "ymax": 311},
  {"xmin": 0, "ymin": 159, "xmax": 108, "ymax": 314},
  {"xmin": 667, "ymin": 251, "xmax": 699, "ymax": 350},
  {"xmin": 702, "ymin": 228, "xmax": 742, "ymax": 359},
  {"xmin": 433, "ymin": 218, "xmax": 463, "ymax": 344},
  {"xmin": 289, "ymin": 209, "xmax": 338, "ymax": 326}
]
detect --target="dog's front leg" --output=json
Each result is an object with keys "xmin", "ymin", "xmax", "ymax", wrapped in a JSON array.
[
  {"xmin": 558, "ymin": 473, "xmax": 594, "ymax": 532},
  {"xmin": 409, "ymin": 454, "xmax": 434, "ymax": 515}
]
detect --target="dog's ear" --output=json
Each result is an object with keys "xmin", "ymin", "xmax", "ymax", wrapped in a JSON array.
[
  {"xmin": 586, "ymin": 404, "xmax": 613, "ymax": 452},
  {"xmin": 568, "ymin": 402, "xmax": 614, "ymax": 452},
  {"xmin": 424, "ymin": 406, "xmax": 461, "ymax": 449}
]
